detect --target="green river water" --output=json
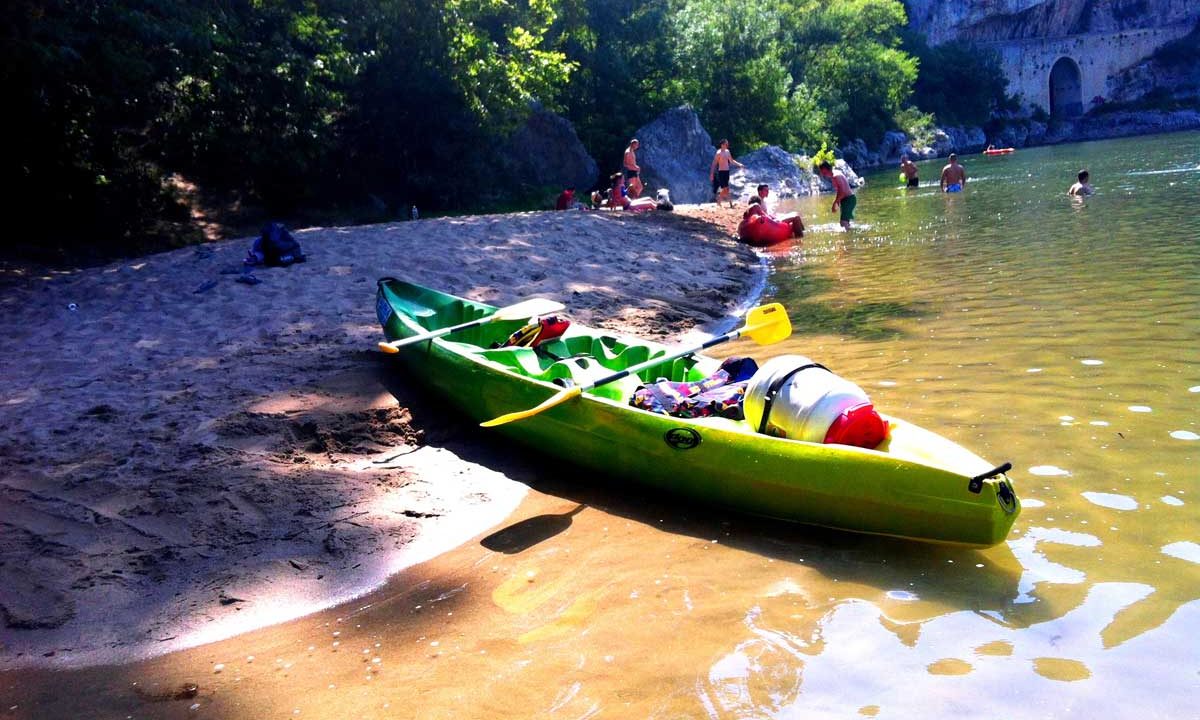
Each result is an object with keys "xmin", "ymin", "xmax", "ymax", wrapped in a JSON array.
[
  {"xmin": 739, "ymin": 129, "xmax": 1200, "ymax": 716},
  {"xmin": 8, "ymin": 132, "xmax": 1195, "ymax": 720}
]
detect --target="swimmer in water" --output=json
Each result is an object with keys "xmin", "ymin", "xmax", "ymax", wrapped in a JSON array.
[
  {"xmin": 940, "ymin": 153, "xmax": 967, "ymax": 193},
  {"xmin": 1068, "ymin": 169, "xmax": 1094, "ymax": 197}
]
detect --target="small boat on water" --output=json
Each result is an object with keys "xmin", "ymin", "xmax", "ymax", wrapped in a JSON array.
[
  {"xmin": 983, "ymin": 146, "xmax": 1016, "ymax": 155},
  {"xmin": 375, "ymin": 279, "xmax": 1020, "ymax": 547}
]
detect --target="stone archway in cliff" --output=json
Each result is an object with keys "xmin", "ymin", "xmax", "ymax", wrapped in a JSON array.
[{"xmin": 1049, "ymin": 56, "xmax": 1083, "ymax": 117}]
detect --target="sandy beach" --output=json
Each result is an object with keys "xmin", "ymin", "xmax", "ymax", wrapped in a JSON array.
[{"xmin": 0, "ymin": 205, "xmax": 759, "ymax": 669}]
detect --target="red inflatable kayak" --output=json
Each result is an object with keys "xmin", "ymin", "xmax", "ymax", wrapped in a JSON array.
[
  {"xmin": 983, "ymin": 147, "xmax": 1015, "ymax": 155},
  {"xmin": 738, "ymin": 214, "xmax": 794, "ymax": 247}
]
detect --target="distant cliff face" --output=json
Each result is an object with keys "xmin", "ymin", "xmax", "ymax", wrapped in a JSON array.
[
  {"xmin": 905, "ymin": 0, "xmax": 1200, "ymax": 45},
  {"xmin": 904, "ymin": 0, "xmax": 1200, "ymax": 114}
]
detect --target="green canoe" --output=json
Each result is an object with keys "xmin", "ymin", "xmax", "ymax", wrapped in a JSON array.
[{"xmin": 375, "ymin": 279, "xmax": 1020, "ymax": 547}]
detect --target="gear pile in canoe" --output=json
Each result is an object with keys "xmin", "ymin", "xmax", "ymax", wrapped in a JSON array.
[{"xmin": 375, "ymin": 279, "xmax": 1020, "ymax": 547}]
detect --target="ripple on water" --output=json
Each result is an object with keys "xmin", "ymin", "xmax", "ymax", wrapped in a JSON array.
[
  {"xmin": 1190, "ymin": 386, "xmax": 1200, "ymax": 393},
  {"xmin": 1161, "ymin": 496, "xmax": 1185, "ymax": 507},
  {"xmin": 1169, "ymin": 430, "xmax": 1199, "ymax": 441},
  {"xmin": 1021, "ymin": 498, "xmax": 1046, "ymax": 508},
  {"xmin": 1081, "ymin": 359, "xmax": 1104, "ymax": 366},
  {"xmin": 1162, "ymin": 541, "xmax": 1200, "ymax": 564},
  {"xmin": 1028, "ymin": 465, "xmax": 1071, "ymax": 477},
  {"xmin": 885, "ymin": 590, "xmax": 919, "ymax": 602},
  {"xmin": 1081, "ymin": 492, "xmax": 1139, "ymax": 511},
  {"xmin": 1129, "ymin": 405, "xmax": 1153, "ymax": 413}
]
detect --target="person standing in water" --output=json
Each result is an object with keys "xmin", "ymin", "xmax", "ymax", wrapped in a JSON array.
[
  {"xmin": 900, "ymin": 155, "xmax": 920, "ymax": 188},
  {"xmin": 818, "ymin": 161, "xmax": 856, "ymax": 231},
  {"xmin": 623, "ymin": 139, "xmax": 643, "ymax": 199},
  {"xmin": 940, "ymin": 153, "xmax": 967, "ymax": 193},
  {"xmin": 710, "ymin": 139, "xmax": 744, "ymax": 208},
  {"xmin": 1068, "ymin": 169, "xmax": 1094, "ymax": 196}
]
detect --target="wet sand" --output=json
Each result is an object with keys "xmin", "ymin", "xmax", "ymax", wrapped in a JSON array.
[{"xmin": 0, "ymin": 204, "xmax": 758, "ymax": 671}]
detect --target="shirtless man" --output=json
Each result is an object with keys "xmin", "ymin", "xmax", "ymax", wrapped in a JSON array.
[
  {"xmin": 1068, "ymin": 169, "xmax": 1094, "ymax": 197},
  {"xmin": 818, "ymin": 161, "xmax": 856, "ymax": 231},
  {"xmin": 900, "ymin": 155, "xmax": 919, "ymax": 188},
  {"xmin": 623, "ymin": 139, "xmax": 643, "ymax": 199},
  {"xmin": 940, "ymin": 153, "xmax": 967, "ymax": 193},
  {"xmin": 710, "ymin": 139, "xmax": 745, "ymax": 208}
]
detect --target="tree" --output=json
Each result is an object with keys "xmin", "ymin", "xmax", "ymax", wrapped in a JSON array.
[
  {"xmin": 903, "ymin": 31, "xmax": 1012, "ymax": 127},
  {"xmin": 782, "ymin": 0, "xmax": 917, "ymax": 145}
]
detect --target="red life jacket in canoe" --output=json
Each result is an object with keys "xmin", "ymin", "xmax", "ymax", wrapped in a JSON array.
[{"xmin": 499, "ymin": 316, "xmax": 571, "ymax": 348}]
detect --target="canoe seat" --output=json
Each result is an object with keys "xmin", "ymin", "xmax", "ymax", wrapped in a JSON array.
[
  {"xmin": 476, "ymin": 347, "xmax": 640, "ymax": 402},
  {"xmin": 476, "ymin": 347, "xmax": 548, "ymax": 377}
]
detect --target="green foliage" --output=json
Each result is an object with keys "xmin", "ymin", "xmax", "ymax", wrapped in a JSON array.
[
  {"xmin": 5, "ymin": 0, "xmax": 964, "ymax": 262},
  {"xmin": 667, "ymin": 0, "xmax": 794, "ymax": 148},
  {"xmin": 902, "ymin": 31, "xmax": 1013, "ymax": 127},
  {"xmin": 547, "ymin": 0, "xmax": 677, "ymax": 173},
  {"xmin": 811, "ymin": 142, "xmax": 837, "ymax": 168},
  {"xmin": 894, "ymin": 106, "xmax": 935, "ymax": 148},
  {"xmin": 782, "ymin": 0, "xmax": 917, "ymax": 143}
]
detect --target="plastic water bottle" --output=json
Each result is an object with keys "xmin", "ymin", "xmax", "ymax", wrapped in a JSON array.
[{"xmin": 410, "ymin": 205, "xmax": 419, "ymax": 220}]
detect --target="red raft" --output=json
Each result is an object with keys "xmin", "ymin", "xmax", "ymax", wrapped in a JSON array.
[
  {"xmin": 737, "ymin": 214, "xmax": 795, "ymax": 247},
  {"xmin": 983, "ymin": 147, "xmax": 1015, "ymax": 155}
]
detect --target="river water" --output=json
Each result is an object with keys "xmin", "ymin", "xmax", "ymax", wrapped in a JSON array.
[{"xmin": 7, "ymin": 132, "xmax": 1198, "ymax": 719}]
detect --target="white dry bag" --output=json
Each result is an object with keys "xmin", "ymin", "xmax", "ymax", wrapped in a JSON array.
[{"xmin": 743, "ymin": 355, "xmax": 888, "ymax": 448}]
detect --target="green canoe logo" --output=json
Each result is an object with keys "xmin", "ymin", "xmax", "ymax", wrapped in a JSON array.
[{"xmin": 664, "ymin": 427, "xmax": 701, "ymax": 450}]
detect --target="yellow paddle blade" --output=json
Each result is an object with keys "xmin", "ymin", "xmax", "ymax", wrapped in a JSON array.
[
  {"xmin": 480, "ymin": 386, "xmax": 583, "ymax": 428},
  {"xmin": 378, "ymin": 340, "xmax": 401, "ymax": 354},
  {"xmin": 741, "ymin": 303, "xmax": 791, "ymax": 345}
]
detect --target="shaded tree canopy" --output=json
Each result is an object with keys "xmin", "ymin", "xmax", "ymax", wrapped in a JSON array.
[{"xmin": 2, "ymin": 0, "xmax": 1004, "ymax": 261}]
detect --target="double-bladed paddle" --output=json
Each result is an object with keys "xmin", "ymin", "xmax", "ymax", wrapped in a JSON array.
[
  {"xmin": 377, "ymin": 297, "xmax": 565, "ymax": 354},
  {"xmin": 480, "ymin": 303, "xmax": 791, "ymax": 427}
]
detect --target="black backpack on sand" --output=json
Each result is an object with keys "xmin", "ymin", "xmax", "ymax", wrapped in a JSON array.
[{"xmin": 248, "ymin": 222, "xmax": 306, "ymax": 266}]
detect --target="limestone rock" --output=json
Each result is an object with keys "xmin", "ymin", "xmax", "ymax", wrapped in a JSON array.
[
  {"xmin": 727, "ymin": 146, "xmax": 821, "ymax": 203},
  {"xmin": 632, "ymin": 106, "xmax": 717, "ymax": 204},
  {"xmin": 501, "ymin": 106, "xmax": 599, "ymax": 195}
]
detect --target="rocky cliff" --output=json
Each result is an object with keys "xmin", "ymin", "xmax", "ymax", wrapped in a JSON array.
[{"xmin": 905, "ymin": 0, "xmax": 1200, "ymax": 45}]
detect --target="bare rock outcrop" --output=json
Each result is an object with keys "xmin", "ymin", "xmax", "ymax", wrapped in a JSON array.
[{"xmin": 632, "ymin": 106, "xmax": 717, "ymax": 204}]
